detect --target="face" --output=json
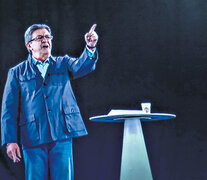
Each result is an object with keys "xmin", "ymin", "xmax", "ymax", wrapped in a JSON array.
[{"xmin": 26, "ymin": 28, "xmax": 52, "ymax": 61}]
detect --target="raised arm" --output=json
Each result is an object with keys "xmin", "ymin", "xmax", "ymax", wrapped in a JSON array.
[{"xmin": 66, "ymin": 24, "xmax": 99, "ymax": 79}]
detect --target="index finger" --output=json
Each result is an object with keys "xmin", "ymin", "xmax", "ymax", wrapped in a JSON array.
[
  {"xmin": 89, "ymin": 24, "xmax": 97, "ymax": 34},
  {"xmin": 17, "ymin": 148, "xmax": 21, "ymax": 158}
]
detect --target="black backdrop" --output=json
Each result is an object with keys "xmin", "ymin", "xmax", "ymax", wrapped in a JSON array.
[{"xmin": 0, "ymin": 0, "xmax": 207, "ymax": 179}]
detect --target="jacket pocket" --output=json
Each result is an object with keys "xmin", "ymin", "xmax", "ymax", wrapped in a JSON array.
[
  {"xmin": 50, "ymin": 72, "xmax": 67, "ymax": 85},
  {"xmin": 63, "ymin": 105, "xmax": 86, "ymax": 132},
  {"xmin": 19, "ymin": 115, "xmax": 39, "ymax": 145},
  {"xmin": 19, "ymin": 77, "xmax": 37, "ymax": 98}
]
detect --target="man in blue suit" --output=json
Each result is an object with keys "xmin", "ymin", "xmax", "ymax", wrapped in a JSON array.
[{"xmin": 1, "ymin": 23, "xmax": 98, "ymax": 180}]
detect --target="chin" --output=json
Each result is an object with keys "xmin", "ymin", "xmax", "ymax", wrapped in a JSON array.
[{"xmin": 42, "ymin": 50, "xmax": 51, "ymax": 56}]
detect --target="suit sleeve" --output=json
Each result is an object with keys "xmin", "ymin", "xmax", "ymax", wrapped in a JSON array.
[
  {"xmin": 66, "ymin": 47, "xmax": 98, "ymax": 79},
  {"xmin": 1, "ymin": 68, "xmax": 20, "ymax": 146}
]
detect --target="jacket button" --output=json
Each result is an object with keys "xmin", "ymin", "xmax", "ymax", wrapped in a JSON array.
[
  {"xmin": 71, "ymin": 108, "xmax": 74, "ymax": 113},
  {"xmin": 48, "ymin": 109, "xmax": 52, "ymax": 113},
  {"xmin": 43, "ymin": 83, "xmax": 47, "ymax": 86}
]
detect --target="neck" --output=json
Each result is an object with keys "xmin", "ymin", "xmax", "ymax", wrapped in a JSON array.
[{"xmin": 33, "ymin": 54, "xmax": 50, "ymax": 63}]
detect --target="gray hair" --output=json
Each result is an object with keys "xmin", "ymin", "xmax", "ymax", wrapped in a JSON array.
[{"xmin": 24, "ymin": 24, "xmax": 52, "ymax": 44}]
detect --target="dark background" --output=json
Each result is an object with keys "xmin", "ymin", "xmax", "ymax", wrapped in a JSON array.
[{"xmin": 0, "ymin": 0, "xmax": 207, "ymax": 179}]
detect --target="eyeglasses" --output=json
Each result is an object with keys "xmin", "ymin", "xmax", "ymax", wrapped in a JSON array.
[{"xmin": 29, "ymin": 35, "xmax": 53, "ymax": 42}]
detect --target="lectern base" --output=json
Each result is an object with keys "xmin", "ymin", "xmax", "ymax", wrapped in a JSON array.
[
  {"xmin": 120, "ymin": 118, "xmax": 153, "ymax": 180},
  {"xmin": 90, "ymin": 111, "xmax": 176, "ymax": 180}
]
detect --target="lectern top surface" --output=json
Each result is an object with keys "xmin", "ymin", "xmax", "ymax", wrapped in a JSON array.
[{"xmin": 89, "ymin": 109, "xmax": 176, "ymax": 122}]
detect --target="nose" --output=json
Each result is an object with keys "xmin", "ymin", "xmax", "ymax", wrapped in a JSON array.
[{"xmin": 42, "ymin": 36, "xmax": 48, "ymax": 41}]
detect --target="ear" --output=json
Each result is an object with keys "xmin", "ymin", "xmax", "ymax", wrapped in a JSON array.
[{"xmin": 26, "ymin": 42, "xmax": 33, "ymax": 52}]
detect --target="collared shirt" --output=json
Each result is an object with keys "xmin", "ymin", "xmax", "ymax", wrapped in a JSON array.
[{"xmin": 32, "ymin": 57, "xmax": 50, "ymax": 78}]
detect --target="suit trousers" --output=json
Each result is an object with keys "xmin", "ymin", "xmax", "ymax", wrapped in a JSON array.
[{"xmin": 23, "ymin": 139, "xmax": 74, "ymax": 180}]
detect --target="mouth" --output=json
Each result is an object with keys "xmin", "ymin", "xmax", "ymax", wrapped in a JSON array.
[{"xmin": 41, "ymin": 44, "xmax": 49, "ymax": 49}]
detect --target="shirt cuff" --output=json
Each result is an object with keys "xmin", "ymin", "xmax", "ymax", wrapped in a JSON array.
[{"xmin": 86, "ymin": 46, "xmax": 96, "ymax": 58}]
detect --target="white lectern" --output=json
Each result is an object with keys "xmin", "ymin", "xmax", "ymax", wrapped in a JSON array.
[{"xmin": 90, "ymin": 110, "xmax": 176, "ymax": 180}]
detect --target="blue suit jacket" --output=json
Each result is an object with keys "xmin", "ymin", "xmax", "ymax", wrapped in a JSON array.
[{"xmin": 1, "ymin": 48, "xmax": 98, "ymax": 148}]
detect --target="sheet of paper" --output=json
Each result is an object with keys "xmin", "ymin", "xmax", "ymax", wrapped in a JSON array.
[{"xmin": 108, "ymin": 109, "xmax": 144, "ymax": 115}]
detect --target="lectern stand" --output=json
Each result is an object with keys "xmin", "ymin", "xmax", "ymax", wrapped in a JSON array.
[{"xmin": 90, "ymin": 110, "xmax": 176, "ymax": 180}]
